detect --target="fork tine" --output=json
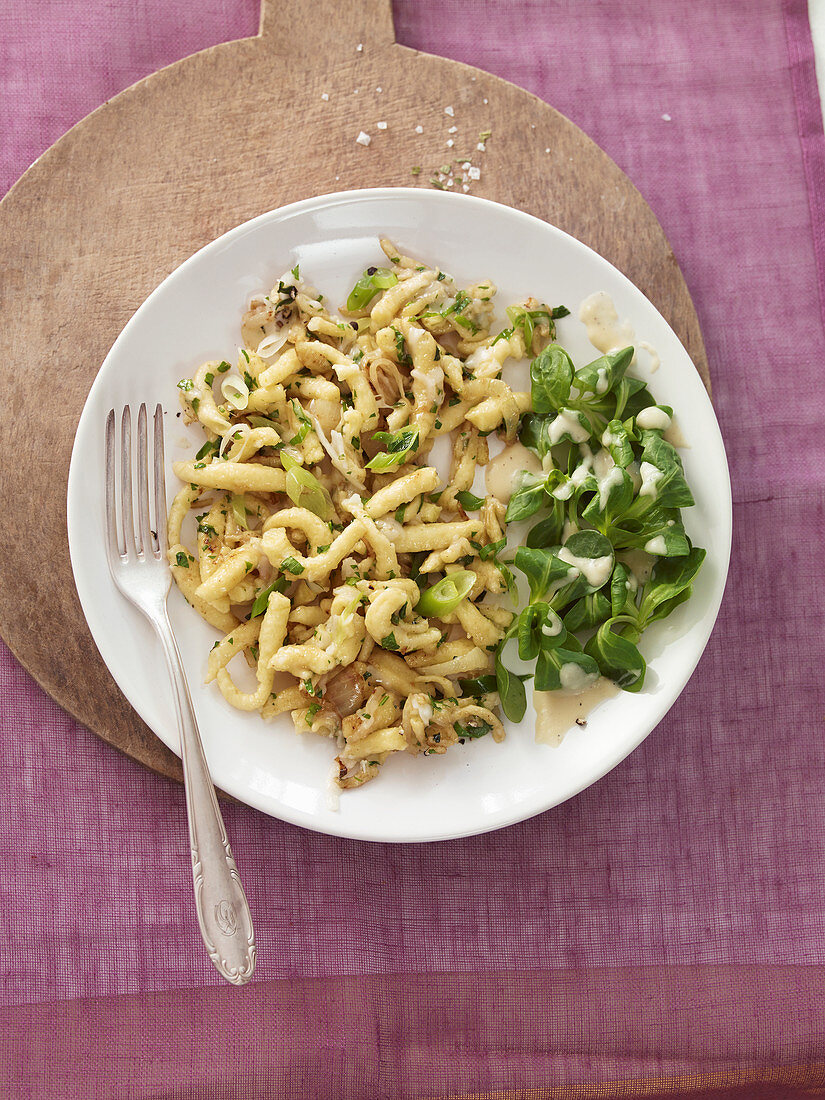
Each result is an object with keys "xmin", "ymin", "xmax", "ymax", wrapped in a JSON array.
[
  {"xmin": 136, "ymin": 403, "xmax": 151, "ymax": 558},
  {"xmin": 153, "ymin": 404, "xmax": 167, "ymax": 558},
  {"xmin": 104, "ymin": 409, "xmax": 121, "ymax": 566},
  {"xmin": 120, "ymin": 406, "xmax": 135, "ymax": 558}
]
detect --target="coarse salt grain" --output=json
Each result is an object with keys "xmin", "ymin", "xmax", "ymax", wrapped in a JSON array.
[
  {"xmin": 356, "ymin": 43, "xmax": 363, "ymax": 51},
  {"xmin": 661, "ymin": 113, "xmax": 672, "ymax": 121},
  {"xmin": 448, "ymin": 125, "xmax": 457, "ymax": 133},
  {"xmin": 462, "ymin": 183, "xmax": 469, "ymax": 192},
  {"xmin": 545, "ymin": 147, "xmax": 550, "ymax": 153},
  {"xmin": 414, "ymin": 125, "xmax": 423, "ymax": 134},
  {"xmin": 483, "ymin": 98, "xmax": 488, "ymax": 104},
  {"xmin": 444, "ymin": 105, "xmax": 455, "ymax": 116},
  {"xmin": 468, "ymin": 166, "xmax": 480, "ymax": 180},
  {"xmin": 356, "ymin": 131, "xmax": 371, "ymax": 146},
  {"xmin": 446, "ymin": 139, "xmax": 454, "ymax": 147},
  {"xmin": 377, "ymin": 86, "xmax": 383, "ymax": 92},
  {"xmin": 477, "ymin": 142, "xmax": 486, "ymax": 151},
  {"xmin": 321, "ymin": 92, "xmax": 329, "ymax": 101},
  {"xmin": 377, "ymin": 121, "xmax": 387, "ymax": 130}
]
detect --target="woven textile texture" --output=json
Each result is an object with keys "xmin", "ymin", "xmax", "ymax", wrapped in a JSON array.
[{"xmin": 2, "ymin": 0, "xmax": 825, "ymax": 1096}]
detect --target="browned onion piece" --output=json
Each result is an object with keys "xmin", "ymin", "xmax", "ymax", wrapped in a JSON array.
[{"xmin": 324, "ymin": 667, "xmax": 369, "ymax": 717}]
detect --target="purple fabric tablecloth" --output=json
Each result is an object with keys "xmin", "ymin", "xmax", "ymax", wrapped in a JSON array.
[{"xmin": 2, "ymin": 1, "xmax": 825, "ymax": 1096}]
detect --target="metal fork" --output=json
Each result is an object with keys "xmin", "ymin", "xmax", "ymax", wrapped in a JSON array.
[{"xmin": 104, "ymin": 403, "xmax": 256, "ymax": 986}]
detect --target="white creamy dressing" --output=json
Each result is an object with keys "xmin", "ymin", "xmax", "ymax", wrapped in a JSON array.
[
  {"xmin": 638, "ymin": 341, "xmax": 661, "ymax": 372},
  {"xmin": 548, "ymin": 410, "xmax": 590, "ymax": 445},
  {"xmin": 579, "ymin": 291, "xmax": 635, "ymax": 355},
  {"xmin": 619, "ymin": 548, "xmax": 655, "ymax": 587},
  {"xmin": 485, "ymin": 442, "xmax": 543, "ymax": 503},
  {"xmin": 559, "ymin": 662, "xmax": 599, "ymax": 692},
  {"xmin": 636, "ymin": 406, "xmax": 672, "ymax": 431},
  {"xmin": 644, "ymin": 535, "xmax": 668, "ymax": 556},
  {"xmin": 534, "ymin": 678, "xmax": 620, "ymax": 746},
  {"xmin": 579, "ymin": 291, "xmax": 661, "ymax": 374},
  {"xmin": 541, "ymin": 612, "xmax": 564, "ymax": 638},
  {"xmin": 552, "ymin": 443, "xmax": 622, "ymax": 511},
  {"xmin": 638, "ymin": 461, "xmax": 663, "ymax": 500},
  {"xmin": 664, "ymin": 415, "xmax": 689, "ymax": 448},
  {"xmin": 551, "ymin": 459, "xmax": 592, "ymax": 501},
  {"xmin": 591, "ymin": 447, "xmax": 622, "ymax": 510},
  {"xmin": 557, "ymin": 545, "xmax": 614, "ymax": 589}
]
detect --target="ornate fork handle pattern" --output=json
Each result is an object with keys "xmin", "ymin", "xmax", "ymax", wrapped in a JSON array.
[
  {"xmin": 104, "ymin": 404, "xmax": 255, "ymax": 985},
  {"xmin": 154, "ymin": 611, "xmax": 256, "ymax": 985}
]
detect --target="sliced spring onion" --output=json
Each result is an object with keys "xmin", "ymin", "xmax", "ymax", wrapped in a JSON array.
[
  {"xmin": 230, "ymin": 495, "xmax": 248, "ymax": 530},
  {"xmin": 256, "ymin": 330, "xmax": 289, "ymax": 360},
  {"xmin": 346, "ymin": 267, "xmax": 399, "ymax": 312},
  {"xmin": 281, "ymin": 452, "xmax": 334, "ymax": 520},
  {"xmin": 219, "ymin": 422, "xmax": 250, "ymax": 459},
  {"xmin": 416, "ymin": 570, "xmax": 475, "ymax": 617},
  {"xmin": 220, "ymin": 373, "xmax": 249, "ymax": 410}
]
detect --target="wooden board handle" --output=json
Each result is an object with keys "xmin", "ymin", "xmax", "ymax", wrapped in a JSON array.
[{"xmin": 259, "ymin": 0, "xmax": 396, "ymax": 56}]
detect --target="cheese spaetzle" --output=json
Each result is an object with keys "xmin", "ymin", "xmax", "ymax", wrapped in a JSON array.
[{"xmin": 168, "ymin": 241, "xmax": 566, "ymax": 789}]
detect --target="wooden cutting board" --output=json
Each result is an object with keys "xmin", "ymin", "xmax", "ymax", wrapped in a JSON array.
[{"xmin": 0, "ymin": 0, "xmax": 709, "ymax": 786}]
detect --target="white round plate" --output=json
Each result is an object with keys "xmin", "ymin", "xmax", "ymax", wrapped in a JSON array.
[{"xmin": 67, "ymin": 188, "xmax": 732, "ymax": 843}]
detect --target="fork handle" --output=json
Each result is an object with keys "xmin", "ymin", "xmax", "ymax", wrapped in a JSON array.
[{"xmin": 153, "ymin": 608, "xmax": 256, "ymax": 985}]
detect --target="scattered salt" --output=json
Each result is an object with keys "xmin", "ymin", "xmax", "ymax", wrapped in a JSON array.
[
  {"xmin": 414, "ymin": 124, "xmax": 424, "ymax": 134},
  {"xmin": 468, "ymin": 166, "xmax": 480, "ymax": 180},
  {"xmin": 483, "ymin": 98, "xmax": 488, "ymax": 104},
  {"xmin": 462, "ymin": 183, "xmax": 469, "ymax": 192},
  {"xmin": 448, "ymin": 125, "xmax": 457, "ymax": 133},
  {"xmin": 320, "ymin": 92, "xmax": 329, "ymax": 101},
  {"xmin": 376, "ymin": 86, "xmax": 383, "ymax": 93},
  {"xmin": 356, "ymin": 131, "xmax": 371, "ymax": 146},
  {"xmin": 446, "ymin": 138, "xmax": 454, "ymax": 147},
  {"xmin": 477, "ymin": 142, "xmax": 486, "ymax": 152},
  {"xmin": 661, "ymin": 113, "xmax": 672, "ymax": 121},
  {"xmin": 444, "ymin": 105, "xmax": 455, "ymax": 117},
  {"xmin": 376, "ymin": 121, "xmax": 387, "ymax": 130},
  {"xmin": 356, "ymin": 43, "xmax": 363, "ymax": 51},
  {"xmin": 545, "ymin": 147, "xmax": 550, "ymax": 153}
]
